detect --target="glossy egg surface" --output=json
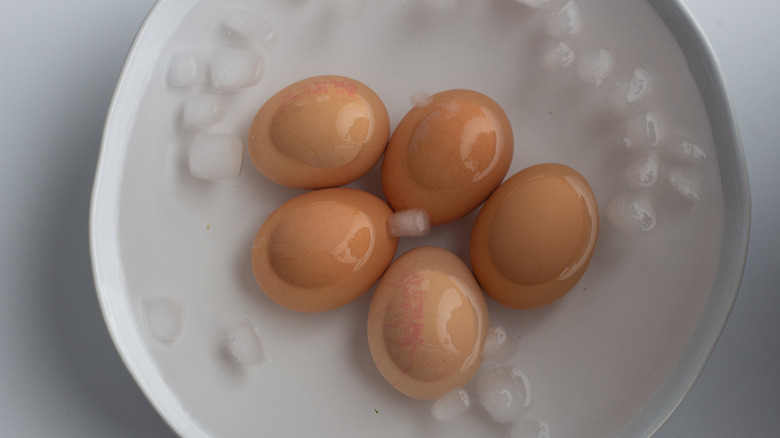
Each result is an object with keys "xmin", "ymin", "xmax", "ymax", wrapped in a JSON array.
[
  {"xmin": 367, "ymin": 246, "xmax": 489, "ymax": 400},
  {"xmin": 249, "ymin": 75, "xmax": 390, "ymax": 189},
  {"xmin": 381, "ymin": 89, "xmax": 513, "ymax": 225},
  {"xmin": 252, "ymin": 188, "xmax": 398, "ymax": 312},
  {"xmin": 470, "ymin": 163, "xmax": 599, "ymax": 309}
]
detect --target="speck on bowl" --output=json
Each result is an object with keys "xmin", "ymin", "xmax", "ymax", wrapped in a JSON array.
[{"xmin": 90, "ymin": 1, "xmax": 749, "ymax": 437}]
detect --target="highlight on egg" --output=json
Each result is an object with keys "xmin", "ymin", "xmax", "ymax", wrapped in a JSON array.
[
  {"xmin": 248, "ymin": 75, "xmax": 390, "ymax": 189},
  {"xmin": 367, "ymin": 246, "xmax": 489, "ymax": 400},
  {"xmin": 470, "ymin": 163, "xmax": 599, "ymax": 310},
  {"xmin": 381, "ymin": 89, "xmax": 514, "ymax": 225},
  {"xmin": 251, "ymin": 188, "xmax": 398, "ymax": 313}
]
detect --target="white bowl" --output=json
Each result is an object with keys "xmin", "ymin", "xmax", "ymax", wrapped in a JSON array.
[{"xmin": 90, "ymin": 1, "xmax": 749, "ymax": 437}]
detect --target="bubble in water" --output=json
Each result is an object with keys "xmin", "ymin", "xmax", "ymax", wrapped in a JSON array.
[
  {"xmin": 210, "ymin": 48, "xmax": 263, "ymax": 93},
  {"xmin": 624, "ymin": 154, "xmax": 660, "ymax": 189},
  {"xmin": 664, "ymin": 137, "xmax": 707, "ymax": 165},
  {"xmin": 227, "ymin": 319, "xmax": 267, "ymax": 368},
  {"xmin": 425, "ymin": 0, "xmax": 458, "ymax": 9},
  {"xmin": 188, "ymin": 132, "xmax": 244, "ymax": 181},
  {"xmin": 541, "ymin": 41, "xmax": 576, "ymax": 72},
  {"xmin": 545, "ymin": 1, "xmax": 582, "ymax": 36},
  {"xmin": 222, "ymin": 11, "xmax": 277, "ymax": 49},
  {"xmin": 389, "ymin": 209, "xmax": 431, "ymax": 237},
  {"xmin": 623, "ymin": 110, "xmax": 663, "ymax": 151},
  {"xmin": 476, "ymin": 365, "xmax": 531, "ymax": 424},
  {"xmin": 667, "ymin": 170, "xmax": 701, "ymax": 202},
  {"xmin": 605, "ymin": 194, "xmax": 657, "ymax": 236},
  {"xmin": 409, "ymin": 91, "xmax": 433, "ymax": 108},
  {"xmin": 577, "ymin": 49, "xmax": 613, "ymax": 88},
  {"xmin": 431, "ymin": 388, "xmax": 471, "ymax": 421},
  {"xmin": 182, "ymin": 94, "xmax": 227, "ymax": 130},
  {"xmin": 481, "ymin": 325, "xmax": 520, "ymax": 364},
  {"xmin": 511, "ymin": 418, "xmax": 551, "ymax": 438},
  {"xmin": 143, "ymin": 297, "xmax": 183, "ymax": 342},
  {"xmin": 167, "ymin": 52, "xmax": 204, "ymax": 88}
]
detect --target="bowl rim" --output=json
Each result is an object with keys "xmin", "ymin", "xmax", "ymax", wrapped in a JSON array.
[{"xmin": 89, "ymin": 1, "xmax": 752, "ymax": 437}]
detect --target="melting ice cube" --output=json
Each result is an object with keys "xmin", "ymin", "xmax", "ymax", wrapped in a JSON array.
[
  {"xmin": 605, "ymin": 194, "xmax": 657, "ymax": 236},
  {"xmin": 476, "ymin": 365, "xmax": 531, "ymax": 423},
  {"xmin": 182, "ymin": 94, "xmax": 227, "ymax": 130},
  {"xmin": 210, "ymin": 48, "xmax": 263, "ymax": 93},
  {"xmin": 142, "ymin": 297, "xmax": 183, "ymax": 342},
  {"xmin": 388, "ymin": 209, "xmax": 431, "ymax": 237},
  {"xmin": 577, "ymin": 49, "xmax": 614, "ymax": 88},
  {"xmin": 541, "ymin": 41, "xmax": 576, "ymax": 73},
  {"xmin": 223, "ymin": 11, "xmax": 277, "ymax": 49},
  {"xmin": 665, "ymin": 137, "xmax": 707, "ymax": 165},
  {"xmin": 667, "ymin": 170, "xmax": 701, "ymax": 202},
  {"xmin": 481, "ymin": 325, "xmax": 520, "ymax": 364},
  {"xmin": 624, "ymin": 154, "xmax": 660, "ymax": 189},
  {"xmin": 227, "ymin": 319, "xmax": 267, "ymax": 368},
  {"xmin": 623, "ymin": 110, "xmax": 663, "ymax": 151},
  {"xmin": 511, "ymin": 418, "xmax": 551, "ymax": 438},
  {"xmin": 431, "ymin": 388, "xmax": 471, "ymax": 422},
  {"xmin": 188, "ymin": 132, "xmax": 244, "ymax": 181},
  {"xmin": 167, "ymin": 51, "xmax": 204, "ymax": 88},
  {"xmin": 609, "ymin": 67, "xmax": 652, "ymax": 116},
  {"xmin": 545, "ymin": 1, "xmax": 582, "ymax": 36}
]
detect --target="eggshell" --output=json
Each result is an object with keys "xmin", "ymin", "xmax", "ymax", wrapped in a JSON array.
[
  {"xmin": 251, "ymin": 188, "xmax": 398, "ymax": 312},
  {"xmin": 367, "ymin": 246, "xmax": 489, "ymax": 400},
  {"xmin": 381, "ymin": 89, "xmax": 513, "ymax": 225},
  {"xmin": 248, "ymin": 75, "xmax": 390, "ymax": 189},
  {"xmin": 470, "ymin": 163, "xmax": 599, "ymax": 309}
]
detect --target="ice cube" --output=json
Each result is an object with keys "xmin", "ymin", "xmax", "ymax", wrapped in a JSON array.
[
  {"xmin": 577, "ymin": 49, "xmax": 613, "ymax": 88},
  {"xmin": 223, "ymin": 11, "xmax": 277, "ymax": 49},
  {"xmin": 431, "ymin": 388, "xmax": 471, "ymax": 422},
  {"xmin": 425, "ymin": 0, "xmax": 458, "ymax": 9},
  {"xmin": 481, "ymin": 325, "xmax": 520, "ymax": 363},
  {"xmin": 627, "ymin": 67, "xmax": 651, "ymax": 104},
  {"xmin": 622, "ymin": 110, "xmax": 663, "ymax": 151},
  {"xmin": 188, "ymin": 132, "xmax": 244, "ymax": 181},
  {"xmin": 410, "ymin": 91, "xmax": 433, "ymax": 108},
  {"xmin": 609, "ymin": 67, "xmax": 652, "ymax": 116},
  {"xmin": 476, "ymin": 365, "xmax": 531, "ymax": 423},
  {"xmin": 227, "ymin": 319, "xmax": 267, "ymax": 368},
  {"xmin": 605, "ymin": 194, "xmax": 657, "ymax": 236},
  {"xmin": 167, "ymin": 51, "xmax": 204, "ymax": 88},
  {"xmin": 624, "ymin": 154, "xmax": 660, "ymax": 189},
  {"xmin": 545, "ymin": 1, "xmax": 582, "ymax": 36},
  {"xmin": 511, "ymin": 418, "xmax": 551, "ymax": 438},
  {"xmin": 142, "ymin": 297, "xmax": 183, "ymax": 342},
  {"xmin": 541, "ymin": 41, "xmax": 576, "ymax": 72},
  {"xmin": 664, "ymin": 137, "xmax": 707, "ymax": 165},
  {"xmin": 210, "ymin": 48, "xmax": 263, "ymax": 93},
  {"xmin": 182, "ymin": 94, "xmax": 227, "ymax": 130},
  {"xmin": 667, "ymin": 170, "xmax": 701, "ymax": 202},
  {"xmin": 388, "ymin": 209, "xmax": 431, "ymax": 237}
]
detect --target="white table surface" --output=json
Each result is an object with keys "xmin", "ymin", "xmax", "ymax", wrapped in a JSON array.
[{"xmin": 1, "ymin": 1, "xmax": 777, "ymax": 437}]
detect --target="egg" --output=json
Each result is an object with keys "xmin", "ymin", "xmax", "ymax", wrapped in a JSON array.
[
  {"xmin": 367, "ymin": 246, "xmax": 489, "ymax": 400},
  {"xmin": 470, "ymin": 163, "xmax": 599, "ymax": 310},
  {"xmin": 381, "ymin": 89, "xmax": 513, "ymax": 225},
  {"xmin": 251, "ymin": 188, "xmax": 398, "ymax": 312},
  {"xmin": 248, "ymin": 75, "xmax": 390, "ymax": 189}
]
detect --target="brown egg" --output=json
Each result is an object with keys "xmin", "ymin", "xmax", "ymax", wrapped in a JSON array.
[
  {"xmin": 248, "ymin": 75, "xmax": 390, "ymax": 189},
  {"xmin": 251, "ymin": 188, "xmax": 398, "ymax": 312},
  {"xmin": 381, "ymin": 89, "xmax": 513, "ymax": 225},
  {"xmin": 470, "ymin": 163, "xmax": 599, "ymax": 310},
  {"xmin": 367, "ymin": 246, "xmax": 489, "ymax": 400}
]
